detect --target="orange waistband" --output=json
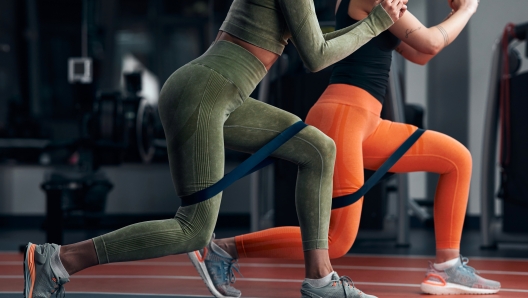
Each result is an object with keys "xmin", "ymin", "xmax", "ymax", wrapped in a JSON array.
[{"xmin": 317, "ymin": 84, "xmax": 382, "ymax": 115}]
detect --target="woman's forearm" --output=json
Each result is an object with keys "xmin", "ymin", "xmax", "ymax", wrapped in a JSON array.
[
  {"xmin": 397, "ymin": 8, "xmax": 470, "ymax": 64},
  {"xmin": 390, "ymin": 5, "xmax": 475, "ymax": 56},
  {"xmin": 283, "ymin": 3, "xmax": 393, "ymax": 72},
  {"xmin": 323, "ymin": 5, "xmax": 391, "ymax": 41},
  {"xmin": 431, "ymin": 8, "xmax": 473, "ymax": 52},
  {"xmin": 278, "ymin": 0, "xmax": 409, "ymax": 72}
]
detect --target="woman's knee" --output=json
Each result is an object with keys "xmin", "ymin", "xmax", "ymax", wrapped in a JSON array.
[
  {"xmin": 447, "ymin": 139, "xmax": 473, "ymax": 173},
  {"xmin": 188, "ymin": 230, "xmax": 213, "ymax": 251},
  {"xmin": 328, "ymin": 240, "xmax": 353, "ymax": 259},
  {"xmin": 174, "ymin": 199, "xmax": 220, "ymax": 251},
  {"xmin": 301, "ymin": 126, "xmax": 336, "ymax": 164},
  {"xmin": 327, "ymin": 205, "xmax": 362, "ymax": 259},
  {"xmin": 461, "ymin": 146, "xmax": 472, "ymax": 169},
  {"xmin": 178, "ymin": 219, "xmax": 215, "ymax": 252},
  {"xmin": 328, "ymin": 231, "xmax": 357, "ymax": 258}
]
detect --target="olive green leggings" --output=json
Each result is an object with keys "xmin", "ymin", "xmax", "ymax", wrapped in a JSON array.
[{"xmin": 92, "ymin": 41, "xmax": 335, "ymax": 263}]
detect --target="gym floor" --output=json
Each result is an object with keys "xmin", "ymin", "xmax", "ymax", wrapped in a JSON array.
[{"xmin": 1, "ymin": 228, "xmax": 527, "ymax": 298}]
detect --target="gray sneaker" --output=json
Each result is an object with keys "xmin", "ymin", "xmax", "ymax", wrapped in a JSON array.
[
  {"xmin": 301, "ymin": 272, "xmax": 377, "ymax": 298},
  {"xmin": 23, "ymin": 242, "xmax": 70, "ymax": 298},
  {"xmin": 420, "ymin": 256, "xmax": 500, "ymax": 295},
  {"xmin": 187, "ymin": 236, "xmax": 241, "ymax": 298}
]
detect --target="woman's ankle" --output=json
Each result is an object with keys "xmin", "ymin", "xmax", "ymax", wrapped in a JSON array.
[
  {"xmin": 435, "ymin": 248, "xmax": 460, "ymax": 264},
  {"xmin": 60, "ymin": 240, "xmax": 99, "ymax": 275},
  {"xmin": 213, "ymin": 237, "xmax": 239, "ymax": 259},
  {"xmin": 304, "ymin": 249, "xmax": 333, "ymax": 279}
]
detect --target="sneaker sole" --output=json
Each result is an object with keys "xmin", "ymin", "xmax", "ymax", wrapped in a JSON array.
[
  {"xmin": 421, "ymin": 282, "xmax": 500, "ymax": 295},
  {"xmin": 23, "ymin": 243, "xmax": 36, "ymax": 298},
  {"xmin": 187, "ymin": 251, "xmax": 240, "ymax": 298}
]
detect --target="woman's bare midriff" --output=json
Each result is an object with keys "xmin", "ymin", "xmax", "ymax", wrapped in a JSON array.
[{"xmin": 215, "ymin": 31, "xmax": 279, "ymax": 71}]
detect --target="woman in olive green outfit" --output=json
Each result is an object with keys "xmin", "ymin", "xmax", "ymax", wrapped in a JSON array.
[{"xmin": 22, "ymin": 0, "xmax": 405, "ymax": 297}]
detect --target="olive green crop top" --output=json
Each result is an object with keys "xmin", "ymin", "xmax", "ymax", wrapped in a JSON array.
[{"xmin": 220, "ymin": 0, "xmax": 394, "ymax": 72}]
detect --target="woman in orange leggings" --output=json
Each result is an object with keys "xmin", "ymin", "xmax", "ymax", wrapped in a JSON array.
[{"xmin": 192, "ymin": 0, "xmax": 500, "ymax": 296}]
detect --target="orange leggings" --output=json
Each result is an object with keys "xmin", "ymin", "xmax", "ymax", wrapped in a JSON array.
[{"xmin": 235, "ymin": 84, "xmax": 471, "ymax": 259}]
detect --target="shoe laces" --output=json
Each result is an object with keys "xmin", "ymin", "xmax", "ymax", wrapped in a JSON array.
[
  {"xmin": 222, "ymin": 258, "xmax": 242, "ymax": 285},
  {"xmin": 460, "ymin": 256, "xmax": 478, "ymax": 274},
  {"xmin": 338, "ymin": 275, "xmax": 355, "ymax": 289}
]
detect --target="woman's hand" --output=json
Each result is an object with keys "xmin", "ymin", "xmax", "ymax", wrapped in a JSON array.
[
  {"xmin": 381, "ymin": 0, "xmax": 408, "ymax": 23},
  {"xmin": 448, "ymin": 0, "xmax": 458, "ymax": 11},
  {"xmin": 450, "ymin": 0, "xmax": 479, "ymax": 14}
]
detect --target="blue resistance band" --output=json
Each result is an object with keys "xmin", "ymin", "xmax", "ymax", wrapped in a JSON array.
[
  {"xmin": 181, "ymin": 121, "xmax": 308, "ymax": 207},
  {"xmin": 332, "ymin": 128, "xmax": 425, "ymax": 209},
  {"xmin": 182, "ymin": 123, "xmax": 425, "ymax": 210}
]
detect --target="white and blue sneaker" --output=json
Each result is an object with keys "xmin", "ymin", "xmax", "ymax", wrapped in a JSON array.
[
  {"xmin": 421, "ymin": 256, "xmax": 501, "ymax": 295},
  {"xmin": 301, "ymin": 272, "xmax": 377, "ymax": 298},
  {"xmin": 188, "ymin": 235, "xmax": 241, "ymax": 298},
  {"xmin": 23, "ymin": 242, "xmax": 70, "ymax": 298}
]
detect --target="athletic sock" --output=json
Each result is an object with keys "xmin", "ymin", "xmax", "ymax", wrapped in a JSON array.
[
  {"xmin": 434, "ymin": 256, "xmax": 459, "ymax": 271},
  {"xmin": 303, "ymin": 271, "xmax": 335, "ymax": 288},
  {"xmin": 50, "ymin": 246, "xmax": 70, "ymax": 279}
]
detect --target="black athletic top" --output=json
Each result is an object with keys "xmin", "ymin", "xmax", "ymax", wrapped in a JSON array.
[{"xmin": 329, "ymin": 0, "xmax": 401, "ymax": 103}]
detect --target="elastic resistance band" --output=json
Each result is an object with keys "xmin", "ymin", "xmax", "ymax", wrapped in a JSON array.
[
  {"xmin": 332, "ymin": 128, "xmax": 426, "ymax": 210},
  {"xmin": 181, "ymin": 121, "xmax": 308, "ymax": 206}
]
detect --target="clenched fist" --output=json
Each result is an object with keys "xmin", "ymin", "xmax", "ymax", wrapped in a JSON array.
[
  {"xmin": 381, "ymin": 0, "xmax": 408, "ymax": 22},
  {"xmin": 449, "ymin": 0, "xmax": 479, "ymax": 14}
]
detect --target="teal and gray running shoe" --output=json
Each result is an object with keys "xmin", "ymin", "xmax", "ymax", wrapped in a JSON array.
[
  {"xmin": 23, "ymin": 242, "xmax": 70, "ymax": 298},
  {"xmin": 188, "ymin": 236, "xmax": 241, "ymax": 298},
  {"xmin": 300, "ymin": 272, "xmax": 377, "ymax": 298},
  {"xmin": 421, "ymin": 256, "xmax": 500, "ymax": 295}
]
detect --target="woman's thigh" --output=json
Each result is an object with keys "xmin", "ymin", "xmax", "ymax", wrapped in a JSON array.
[
  {"xmin": 362, "ymin": 120, "xmax": 471, "ymax": 174},
  {"xmin": 306, "ymin": 102, "xmax": 378, "ymax": 196},
  {"xmin": 224, "ymin": 98, "xmax": 335, "ymax": 165},
  {"xmin": 158, "ymin": 63, "xmax": 243, "ymax": 196}
]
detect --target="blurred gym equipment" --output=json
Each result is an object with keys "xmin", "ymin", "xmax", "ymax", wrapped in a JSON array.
[
  {"xmin": 481, "ymin": 21, "xmax": 528, "ymax": 248},
  {"xmin": 39, "ymin": 71, "xmax": 161, "ymax": 244}
]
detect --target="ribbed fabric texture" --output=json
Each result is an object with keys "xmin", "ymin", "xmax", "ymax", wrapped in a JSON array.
[
  {"xmin": 94, "ymin": 40, "xmax": 336, "ymax": 263},
  {"xmin": 94, "ymin": 196, "xmax": 220, "ymax": 263},
  {"xmin": 195, "ymin": 74, "xmax": 227, "ymax": 189},
  {"xmin": 221, "ymin": 0, "xmax": 393, "ymax": 71}
]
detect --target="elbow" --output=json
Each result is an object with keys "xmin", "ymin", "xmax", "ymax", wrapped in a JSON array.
[
  {"xmin": 422, "ymin": 38, "xmax": 442, "ymax": 56},
  {"xmin": 305, "ymin": 61, "xmax": 324, "ymax": 73},
  {"xmin": 419, "ymin": 38, "xmax": 444, "ymax": 56},
  {"xmin": 414, "ymin": 56, "xmax": 434, "ymax": 66},
  {"xmin": 303, "ymin": 55, "xmax": 326, "ymax": 73},
  {"xmin": 417, "ymin": 57, "xmax": 430, "ymax": 66},
  {"xmin": 429, "ymin": 45, "xmax": 442, "ymax": 56}
]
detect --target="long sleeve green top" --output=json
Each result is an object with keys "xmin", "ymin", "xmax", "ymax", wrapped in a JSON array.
[{"xmin": 220, "ymin": 0, "xmax": 394, "ymax": 72}]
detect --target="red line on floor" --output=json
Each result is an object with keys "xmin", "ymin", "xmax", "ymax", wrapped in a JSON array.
[{"xmin": 1, "ymin": 253, "xmax": 526, "ymax": 297}]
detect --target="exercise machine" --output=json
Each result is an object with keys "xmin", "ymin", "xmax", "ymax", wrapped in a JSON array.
[{"xmin": 481, "ymin": 21, "xmax": 528, "ymax": 248}]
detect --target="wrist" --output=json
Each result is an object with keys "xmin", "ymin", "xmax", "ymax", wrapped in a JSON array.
[
  {"xmin": 369, "ymin": 4, "xmax": 395, "ymax": 33},
  {"xmin": 458, "ymin": 5, "xmax": 477, "ymax": 15},
  {"xmin": 445, "ymin": 9, "xmax": 455, "ymax": 20}
]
